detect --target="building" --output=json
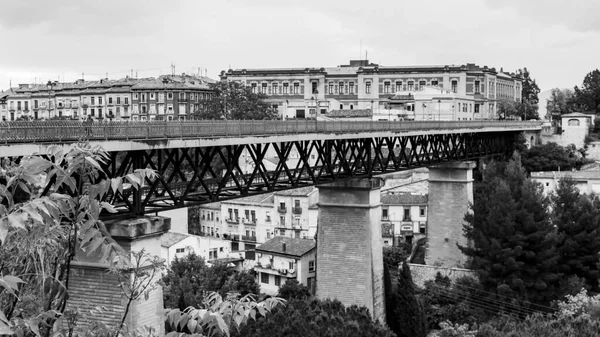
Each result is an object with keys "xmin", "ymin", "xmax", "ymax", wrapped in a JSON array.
[
  {"xmin": 381, "ymin": 193, "xmax": 428, "ymax": 245},
  {"xmin": 273, "ymin": 187, "xmax": 318, "ymax": 240},
  {"xmin": 0, "ymin": 74, "xmax": 215, "ymax": 121},
  {"xmin": 254, "ymin": 236, "xmax": 316, "ymax": 295},
  {"xmin": 220, "ymin": 60, "xmax": 523, "ymax": 121},
  {"xmin": 531, "ymin": 171, "xmax": 600, "ymax": 195},
  {"xmin": 160, "ymin": 232, "xmax": 198, "ymax": 266}
]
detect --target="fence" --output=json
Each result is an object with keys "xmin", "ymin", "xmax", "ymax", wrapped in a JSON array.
[{"xmin": 0, "ymin": 120, "xmax": 542, "ymax": 144}]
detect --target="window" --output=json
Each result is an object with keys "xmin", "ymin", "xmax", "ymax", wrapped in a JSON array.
[
  {"xmin": 261, "ymin": 273, "xmax": 269, "ymax": 284},
  {"xmin": 272, "ymin": 82, "xmax": 278, "ymax": 94},
  {"xmin": 293, "ymin": 82, "xmax": 299, "ymax": 94},
  {"xmin": 266, "ymin": 230, "xmax": 271, "ymax": 239},
  {"xmin": 228, "ymin": 208, "xmax": 233, "ymax": 220},
  {"xmin": 283, "ymin": 83, "xmax": 289, "ymax": 94},
  {"xmin": 245, "ymin": 210, "xmax": 250, "ymax": 221},
  {"xmin": 234, "ymin": 209, "xmax": 239, "ymax": 221},
  {"xmin": 150, "ymin": 93, "xmax": 155, "ymax": 100},
  {"xmin": 288, "ymin": 261, "xmax": 294, "ymax": 270},
  {"xmin": 251, "ymin": 210, "xmax": 256, "ymax": 222},
  {"xmin": 179, "ymin": 92, "xmax": 185, "ymax": 99},
  {"xmin": 419, "ymin": 223, "xmax": 426, "ymax": 234},
  {"xmin": 108, "ymin": 97, "xmax": 113, "ymax": 104},
  {"xmin": 407, "ymin": 81, "xmax": 414, "ymax": 91},
  {"xmin": 309, "ymin": 260, "xmax": 315, "ymax": 272},
  {"xmin": 384, "ymin": 81, "xmax": 390, "ymax": 93},
  {"xmin": 312, "ymin": 82, "xmax": 318, "ymax": 94},
  {"xmin": 403, "ymin": 208, "xmax": 410, "ymax": 221},
  {"xmin": 17, "ymin": 101, "xmax": 21, "ymax": 110},
  {"xmin": 175, "ymin": 248, "xmax": 185, "ymax": 254},
  {"xmin": 474, "ymin": 104, "xmax": 480, "ymax": 113},
  {"xmin": 395, "ymin": 81, "xmax": 402, "ymax": 92},
  {"xmin": 328, "ymin": 83, "xmax": 334, "ymax": 94},
  {"xmin": 431, "ymin": 80, "xmax": 439, "ymax": 86},
  {"xmin": 167, "ymin": 92, "xmax": 173, "ymax": 100},
  {"xmin": 451, "ymin": 80, "xmax": 458, "ymax": 93},
  {"xmin": 250, "ymin": 83, "xmax": 257, "ymax": 94},
  {"xmin": 90, "ymin": 108, "xmax": 95, "ymax": 117},
  {"xmin": 349, "ymin": 82, "xmax": 355, "ymax": 94},
  {"xmin": 280, "ymin": 228, "xmax": 285, "ymax": 236},
  {"xmin": 338, "ymin": 82, "xmax": 344, "ymax": 94},
  {"xmin": 266, "ymin": 211, "xmax": 271, "ymax": 222},
  {"xmin": 262, "ymin": 83, "xmax": 267, "ymax": 94},
  {"xmin": 125, "ymin": 97, "xmax": 129, "ymax": 104},
  {"xmin": 274, "ymin": 275, "xmax": 281, "ymax": 287},
  {"xmin": 382, "ymin": 209, "xmax": 388, "ymax": 220},
  {"xmin": 418, "ymin": 80, "xmax": 426, "ymax": 90},
  {"xmin": 420, "ymin": 206, "xmax": 426, "ymax": 217},
  {"xmin": 474, "ymin": 80, "xmax": 480, "ymax": 94},
  {"xmin": 116, "ymin": 96, "xmax": 121, "ymax": 104},
  {"xmin": 365, "ymin": 81, "xmax": 371, "ymax": 94}
]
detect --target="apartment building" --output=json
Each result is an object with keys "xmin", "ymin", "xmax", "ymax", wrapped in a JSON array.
[
  {"xmin": 381, "ymin": 193, "xmax": 428, "ymax": 245},
  {"xmin": 0, "ymin": 74, "xmax": 214, "ymax": 121},
  {"xmin": 273, "ymin": 187, "xmax": 318, "ymax": 240},
  {"xmin": 220, "ymin": 60, "xmax": 523, "ymax": 121},
  {"xmin": 255, "ymin": 236, "xmax": 316, "ymax": 295},
  {"xmin": 531, "ymin": 171, "xmax": 600, "ymax": 195}
]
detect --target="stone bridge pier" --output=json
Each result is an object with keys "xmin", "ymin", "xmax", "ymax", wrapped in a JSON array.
[
  {"xmin": 66, "ymin": 216, "xmax": 170, "ymax": 335},
  {"xmin": 316, "ymin": 178, "xmax": 385, "ymax": 323}
]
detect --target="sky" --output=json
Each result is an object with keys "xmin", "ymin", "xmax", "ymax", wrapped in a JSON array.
[{"xmin": 1, "ymin": 0, "xmax": 599, "ymax": 94}]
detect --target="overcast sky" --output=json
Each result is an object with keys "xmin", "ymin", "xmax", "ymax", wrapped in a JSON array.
[{"xmin": 1, "ymin": 0, "xmax": 598, "ymax": 93}]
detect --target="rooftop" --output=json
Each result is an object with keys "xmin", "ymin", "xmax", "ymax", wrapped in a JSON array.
[
  {"xmin": 161, "ymin": 232, "xmax": 190, "ymax": 248},
  {"xmin": 256, "ymin": 236, "xmax": 316, "ymax": 257},
  {"xmin": 381, "ymin": 193, "xmax": 428, "ymax": 205},
  {"xmin": 275, "ymin": 186, "xmax": 316, "ymax": 197},
  {"xmin": 225, "ymin": 193, "xmax": 275, "ymax": 205},
  {"xmin": 531, "ymin": 171, "xmax": 600, "ymax": 180},
  {"xmin": 326, "ymin": 109, "xmax": 372, "ymax": 118}
]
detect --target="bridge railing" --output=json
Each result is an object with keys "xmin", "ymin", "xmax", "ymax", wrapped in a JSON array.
[{"xmin": 0, "ymin": 120, "xmax": 541, "ymax": 143}]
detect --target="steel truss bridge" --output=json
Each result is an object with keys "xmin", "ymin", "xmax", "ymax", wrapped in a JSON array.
[{"xmin": 0, "ymin": 120, "xmax": 541, "ymax": 218}]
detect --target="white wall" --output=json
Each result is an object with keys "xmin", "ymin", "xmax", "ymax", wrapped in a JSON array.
[{"xmin": 158, "ymin": 208, "xmax": 189, "ymax": 234}]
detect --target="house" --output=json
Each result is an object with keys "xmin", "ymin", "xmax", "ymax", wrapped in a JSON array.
[
  {"xmin": 254, "ymin": 237, "xmax": 316, "ymax": 295},
  {"xmin": 273, "ymin": 186, "xmax": 318, "ymax": 240},
  {"xmin": 531, "ymin": 170, "xmax": 600, "ymax": 195},
  {"xmin": 161, "ymin": 231, "xmax": 233, "ymax": 267},
  {"xmin": 381, "ymin": 193, "xmax": 428, "ymax": 245}
]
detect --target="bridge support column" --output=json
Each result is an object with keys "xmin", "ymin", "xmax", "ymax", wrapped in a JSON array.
[
  {"xmin": 66, "ymin": 216, "xmax": 171, "ymax": 335},
  {"xmin": 316, "ymin": 178, "xmax": 385, "ymax": 323},
  {"xmin": 426, "ymin": 161, "xmax": 476, "ymax": 267}
]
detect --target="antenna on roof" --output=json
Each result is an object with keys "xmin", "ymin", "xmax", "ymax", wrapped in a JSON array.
[
  {"xmin": 171, "ymin": 63, "xmax": 176, "ymax": 76},
  {"xmin": 365, "ymin": 50, "xmax": 368, "ymax": 61}
]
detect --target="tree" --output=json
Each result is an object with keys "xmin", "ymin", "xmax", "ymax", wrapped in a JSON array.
[
  {"xmin": 520, "ymin": 68, "xmax": 540, "ymax": 108},
  {"xmin": 0, "ymin": 144, "xmax": 157, "ymax": 336},
  {"xmin": 459, "ymin": 154, "xmax": 561, "ymax": 305},
  {"xmin": 232, "ymin": 297, "xmax": 395, "ymax": 337},
  {"xmin": 193, "ymin": 81, "xmax": 278, "ymax": 120},
  {"xmin": 392, "ymin": 262, "xmax": 428, "ymax": 337},
  {"xmin": 546, "ymin": 88, "xmax": 575, "ymax": 123},
  {"xmin": 573, "ymin": 69, "xmax": 600, "ymax": 113},
  {"xmin": 383, "ymin": 244, "xmax": 410, "ymax": 269},
  {"xmin": 496, "ymin": 98, "xmax": 519, "ymax": 120},
  {"xmin": 276, "ymin": 279, "xmax": 311, "ymax": 300},
  {"xmin": 220, "ymin": 271, "xmax": 260, "ymax": 298},
  {"xmin": 521, "ymin": 142, "xmax": 590, "ymax": 173},
  {"xmin": 552, "ymin": 178, "xmax": 600, "ymax": 292}
]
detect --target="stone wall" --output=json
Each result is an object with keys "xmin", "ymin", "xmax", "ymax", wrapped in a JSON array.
[{"xmin": 408, "ymin": 263, "xmax": 477, "ymax": 288}]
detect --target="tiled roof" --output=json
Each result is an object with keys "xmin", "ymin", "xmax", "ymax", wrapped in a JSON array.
[
  {"xmin": 531, "ymin": 171, "xmax": 600, "ymax": 180},
  {"xmin": 226, "ymin": 192, "xmax": 275, "ymax": 205},
  {"xmin": 161, "ymin": 232, "xmax": 190, "ymax": 248},
  {"xmin": 561, "ymin": 112, "xmax": 594, "ymax": 118},
  {"xmin": 199, "ymin": 202, "xmax": 221, "ymax": 209},
  {"xmin": 275, "ymin": 186, "xmax": 315, "ymax": 197},
  {"xmin": 256, "ymin": 236, "xmax": 316, "ymax": 257},
  {"xmin": 381, "ymin": 193, "xmax": 428, "ymax": 205}
]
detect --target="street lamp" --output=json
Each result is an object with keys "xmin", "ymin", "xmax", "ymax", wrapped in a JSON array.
[
  {"xmin": 312, "ymin": 89, "xmax": 319, "ymax": 131},
  {"xmin": 162, "ymin": 77, "xmax": 168, "ymax": 121},
  {"xmin": 437, "ymin": 99, "xmax": 441, "ymax": 121},
  {"xmin": 46, "ymin": 81, "xmax": 54, "ymax": 120}
]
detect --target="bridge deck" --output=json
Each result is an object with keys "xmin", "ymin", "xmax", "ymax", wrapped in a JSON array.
[{"xmin": 0, "ymin": 120, "xmax": 541, "ymax": 157}]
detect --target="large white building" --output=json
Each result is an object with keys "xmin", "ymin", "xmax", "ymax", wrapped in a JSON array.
[
  {"xmin": 381, "ymin": 193, "xmax": 428, "ymax": 245},
  {"xmin": 220, "ymin": 60, "xmax": 523, "ymax": 121}
]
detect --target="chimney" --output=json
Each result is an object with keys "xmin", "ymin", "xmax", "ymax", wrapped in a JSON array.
[{"xmin": 282, "ymin": 243, "xmax": 287, "ymax": 253}]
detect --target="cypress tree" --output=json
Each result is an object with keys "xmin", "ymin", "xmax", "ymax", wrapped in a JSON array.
[
  {"xmin": 553, "ymin": 177, "xmax": 600, "ymax": 292},
  {"xmin": 459, "ymin": 153, "xmax": 561, "ymax": 305},
  {"xmin": 395, "ymin": 261, "xmax": 428, "ymax": 337}
]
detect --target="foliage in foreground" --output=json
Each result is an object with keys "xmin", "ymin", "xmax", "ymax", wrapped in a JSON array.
[{"xmin": 231, "ymin": 297, "xmax": 395, "ymax": 337}]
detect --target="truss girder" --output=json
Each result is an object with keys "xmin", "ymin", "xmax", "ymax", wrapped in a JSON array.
[{"xmin": 45, "ymin": 132, "xmax": 516, "ymax": 218}]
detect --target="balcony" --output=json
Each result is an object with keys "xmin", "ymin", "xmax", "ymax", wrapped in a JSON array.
[
  {"xmin": 403, "ymin": 217, "xmax": 412, "ymax": 221},
  {"xmin": 278, "ymin": 206, "xmax": 287, "ymax": 213},
  {"xmin": 241, "ymin": 235, "xmax": 257, "ymax": 242},
  {"xmin": 226, "ymin": 218, "xmax": 240, "ymax": 224},
  {"xmin": 292, "ymin": 207, "xmax": 302, "ymax": 215},
  {"xmin": 243, "ymin": 218, "xmax": 257, "ymax": 225}
]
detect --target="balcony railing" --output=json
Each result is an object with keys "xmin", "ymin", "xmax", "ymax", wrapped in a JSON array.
[
  {"xmin": 278, "ymin": 207, "xmax": 287, "ymax": 213},
  {"xmin": 241, "ymin": 235, "xmax": 257, "ymax": 242},
  {"xmin": 226, "ymin": 218, "xmax": 240, "ymax": 224},
  {"xmin": 292, "ymin": 207, "xmax": 302, "ymax": 214},
  {"xmin": 243, "ymin": 218, "xmax": 257, "ymax": 225},
  {"xmin": 403, "ymin": 217, "xmax": 412, "ymax": 221}
]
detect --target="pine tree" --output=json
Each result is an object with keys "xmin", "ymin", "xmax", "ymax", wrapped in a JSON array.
[
  {"xmin": 459, "ymin": 154, "xmax": 561, "ymax": 305},
  {"xmin": 394, "ymin": 261, "xmax": 428, "ymax": 337},
  {"xmin": 552, "ymin": 178, "xmax": 600, "ymax": 292}
]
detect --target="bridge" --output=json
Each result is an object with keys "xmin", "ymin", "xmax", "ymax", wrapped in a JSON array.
[
  {"xmin": 0, "ymin": 120, "xmax": 541, "ymax": 218},
  {"xmin": 0, "ymin": 119, "xmax": 543, "ymax": 328}
]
